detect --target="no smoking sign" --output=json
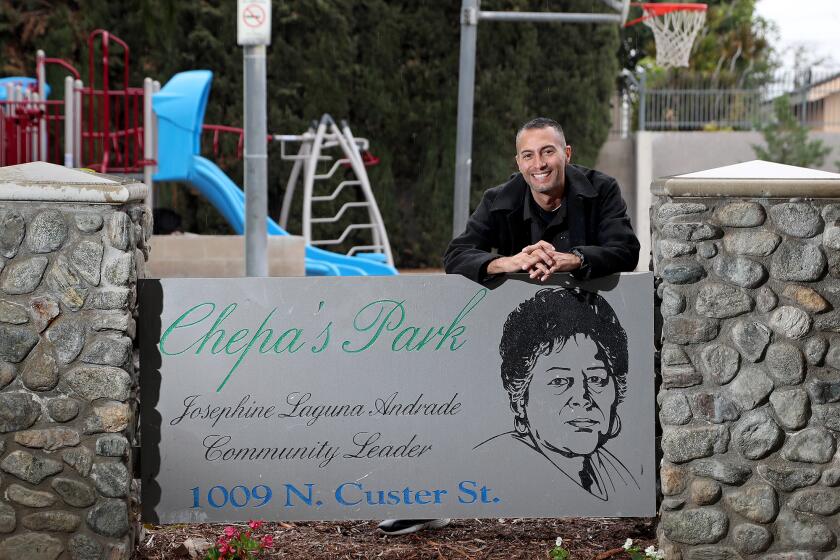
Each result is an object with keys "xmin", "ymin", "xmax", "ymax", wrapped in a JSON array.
[
  {"xmin": 243, "ymin": 4, "xmax": 265, "ymax": 28},
  {"xmin": 238, "ymin": 0, "xmax": 271, "ymax": 46}
]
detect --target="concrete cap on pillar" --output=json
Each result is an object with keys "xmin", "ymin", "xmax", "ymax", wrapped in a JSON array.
[
  {"xmin": 0, "ymin": 162, "xmax": 147, "ymax": 203},
  {"xmin": 652, "ymin": 160, "xmax": 840, "ymax": 198}
]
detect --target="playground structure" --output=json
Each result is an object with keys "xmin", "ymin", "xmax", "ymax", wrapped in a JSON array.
[
  {"xmin": 275, "ymin": 117, "xmax": 392, "ymax": 265},
  {"xmin": 0, "ymin": 30, "xmax": 397, "ymax": 277}
]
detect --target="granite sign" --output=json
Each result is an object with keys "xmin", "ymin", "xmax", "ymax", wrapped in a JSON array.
[{"xmin": 139, "ymin": 273, "xmax": 654, "ymax": 522}]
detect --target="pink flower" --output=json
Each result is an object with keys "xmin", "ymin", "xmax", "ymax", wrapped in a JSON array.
[
  {"xmin": 216, "ymin": 535, "xmax": 228, "ymax": 546},
  {"xmin": 261, "ymin": 535, "xmax": 274, "ymax": 548},
  {"xmin": 249, "ymin": 520, "xmax": 264, "ymax": 530},
  {"xmin": 223, "ymin": 526, "xmax": 236, "ymax": 538},
  {"xmin": 218, "ymin": 544, "xmax": 230, "ymax": 555}
]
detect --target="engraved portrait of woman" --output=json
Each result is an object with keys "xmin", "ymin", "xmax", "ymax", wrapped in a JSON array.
[{"xmin": 475, "ymin": 287, "xmax": 639, "ymax": 502}]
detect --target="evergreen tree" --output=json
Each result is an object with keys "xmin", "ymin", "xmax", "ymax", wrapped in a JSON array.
[{"xmin": 752, "ymin": 95, "xmax": 831, "ymax": 168}]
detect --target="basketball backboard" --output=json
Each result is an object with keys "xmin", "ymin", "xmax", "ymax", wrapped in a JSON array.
[{"xmin": 599, "ymin": 0, "xmax": 632, "ymax": 24}]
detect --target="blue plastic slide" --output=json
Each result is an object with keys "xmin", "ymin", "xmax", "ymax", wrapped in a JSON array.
[{"xmin": 153, "ymin": 70, "xmax": 397, "ymax": 276}]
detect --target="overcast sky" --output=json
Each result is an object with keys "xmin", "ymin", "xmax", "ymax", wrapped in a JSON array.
[{"xmin": 755, "ymin": 0, "xmax": 840, "ymax": 71}]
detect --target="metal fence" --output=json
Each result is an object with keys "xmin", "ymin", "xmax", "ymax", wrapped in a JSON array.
[{"xmin": 626, "ymin": 70, "xmax": 840, "ymax": 132}]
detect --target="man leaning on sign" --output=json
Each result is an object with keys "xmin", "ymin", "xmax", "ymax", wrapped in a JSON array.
[
  {"xmin": 376, "ymin": 117, "xmax": 640, "ymax": 536},
  {"xmin": 444, "ymin": 117, "xmax": 639, "ymax": 283}
]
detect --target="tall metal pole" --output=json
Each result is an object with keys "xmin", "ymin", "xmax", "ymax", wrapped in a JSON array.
[
  {"xmin": 64, "ymin": 76, "xmax": 74, "ymax": 167},
  {"xmin": 639, "ymin": 74, "xmax": 647, "ymax": 132},
  {"xmin": 36, "ymin": 50, "xmax": 47, "ymax": 161},
  {"xmin": 143, "ymin": 77, "xmax": 155, "ymax": 210},
  {"xmin": 244, "ymin": 44, "xmax": 268, "ymax": 277},
  {"xmin": 452, "ymin": 0, "xmax": 479, "ymax": 238},
  {"xmin": 152, "ymin": 80, "xmax": 161, "ymax": 178},
  {"xmin": 73, "ymin": 79, "xmax": 83, "ymax": 167}
]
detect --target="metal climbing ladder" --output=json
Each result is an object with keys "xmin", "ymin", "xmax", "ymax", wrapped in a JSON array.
[{"xmin": 276, "ymin": 114, "xmax": 394, "ymax": 267}]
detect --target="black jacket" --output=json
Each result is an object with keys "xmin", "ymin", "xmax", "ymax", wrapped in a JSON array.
[{"xmin": 443, "ymin": 165, "xmax": 640, "ymax": 282}]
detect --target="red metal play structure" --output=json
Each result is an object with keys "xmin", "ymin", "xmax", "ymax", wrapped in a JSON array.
[
  {"xmin": 0, "ymin": 30, "xmax": 152, "ymax": 173},
  {"xmin": 0, "ymin": 29, "xmax": 381, "ymax": 174}
]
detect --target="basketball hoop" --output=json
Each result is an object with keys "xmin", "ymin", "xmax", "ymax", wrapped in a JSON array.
[{"xmin": 625, "ymin": 3, "xmax": 707, "ymax": 68}]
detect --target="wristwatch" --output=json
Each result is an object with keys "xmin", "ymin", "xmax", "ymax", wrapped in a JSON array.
[{"xmin": 570, "ymin": 248, "xmax": 586, "ymax": 269}]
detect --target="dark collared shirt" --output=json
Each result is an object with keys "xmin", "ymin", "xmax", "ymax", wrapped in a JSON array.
[{"xmin": 524, "ymin": 191, "xmax": 571, "ymax": 251}]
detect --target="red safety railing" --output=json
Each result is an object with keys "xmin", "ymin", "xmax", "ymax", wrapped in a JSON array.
[
  {"xmin": 203, "ymin": 124, "xmax": 246, "ymax": 161},
  {"xmin": 84, "ymin": 30, "xmax": 144, "ymax": 173},
  {"xmin": 0, "ymin": 99, "xmax": 65, "ymax": 167},
  {"xmin": 1, "ymin": 30, "xmax": 149, "ymax": 172},
  {"xmin": 81, "ymin": 85, "xmax": 145, "ymax": 173},
  {"xmin": 42, "ymin": 57, "xmax": 80, "ymax": 80},
  {"xmin": 200, "ymin": 124, "xmax": 381, "ymax": 169}
]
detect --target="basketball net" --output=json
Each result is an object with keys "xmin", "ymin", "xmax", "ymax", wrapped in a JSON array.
[{"xmin": 640, "ymin": 5, "xmax": 706, "ymax": 68}]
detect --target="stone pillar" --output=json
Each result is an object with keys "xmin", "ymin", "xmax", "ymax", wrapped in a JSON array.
[
  {"xmin": 0, "ymin": 163, "xmax": 149, "ymax": 560},
  {"xmin": 652, "ymin": 162, "xmax": 840, "ymax": 560}
]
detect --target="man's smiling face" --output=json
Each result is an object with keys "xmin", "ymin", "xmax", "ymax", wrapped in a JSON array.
[{"xmin": 515, "ymin": 126, "xmax": 572, "ymax": 196}]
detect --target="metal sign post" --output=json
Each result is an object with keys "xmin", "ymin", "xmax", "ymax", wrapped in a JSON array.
[
  {"xmin": 238, "ymin": 0, "xmax": 272, "ymax": 277},
  {"xmin": 452, "ymin": 0, "xmax": 627, "ymax": 238}
]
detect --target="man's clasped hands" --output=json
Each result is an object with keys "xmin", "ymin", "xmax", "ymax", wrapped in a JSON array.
[{"xmin": 485, "ymin": 240, "xmax": 582, "ymax": 282}]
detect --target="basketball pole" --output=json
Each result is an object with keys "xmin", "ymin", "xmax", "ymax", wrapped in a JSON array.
[
  {"xmin": 452, "ymin": 0, "xmax": 624, "ymax": 238},
  {"xmin": 453, "ymin": 0, "xmax": 479, "ymax": 240}
]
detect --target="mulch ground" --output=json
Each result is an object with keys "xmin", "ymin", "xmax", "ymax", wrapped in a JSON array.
[{"xmin": 136, "ymin": 517, "xmax": 657, "ymax": 559}]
